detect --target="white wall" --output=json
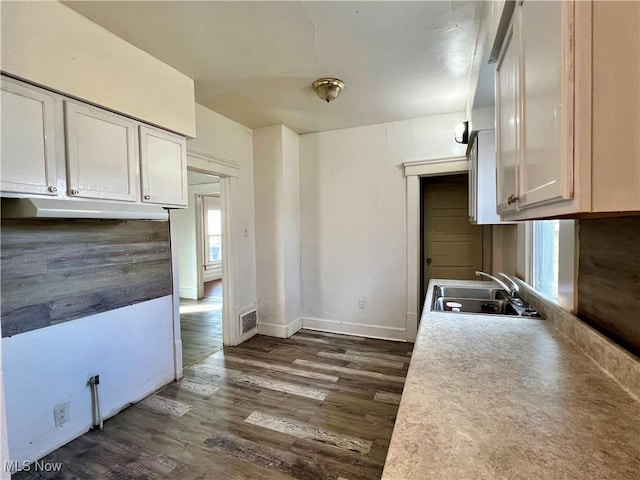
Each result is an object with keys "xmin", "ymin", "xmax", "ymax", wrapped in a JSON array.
[
  {"xmin": 282, "ymin": 127, "xmax": 302, "ymax": 325},
  {"xmin": 2, "ymin": 297, "xmax": 174, "ymax": 471},
  {"xmin": 253, "ymin": 125, "xmax": 303, "ymax": 337},
  {"xmin": 0, "ymin": 1, "xmax": 195, "ymax": 137},
  {"xmin": 187, "ymin": 104, "xmax": 257, "ymax": 322},
  {"xmin": 171, "ymin": 182, "xmax": 221, "ymax": 299},
  {"xmin": 299, "ymin": 112, "xmax": 466, "ymax": 340}
]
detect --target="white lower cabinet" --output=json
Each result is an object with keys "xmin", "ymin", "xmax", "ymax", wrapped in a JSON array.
[
  {"xmin": 0, "ymin": 75, "xmax": 188, "ymax": 209},
  {"xmin": 0, "ymin": 79, "xmax": 59, "ymax": 196},
  {"xmin": 139, "ymin": 125, "xmax": 187, "ymax": 207},
  {"xmin": 65, "ymin": 101, "xmax": 138, "ymax": 202}
]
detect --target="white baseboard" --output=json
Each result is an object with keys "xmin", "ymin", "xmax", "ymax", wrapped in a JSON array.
[
  {"xmin": 236, "ymin": 328, "xmax": 257, "ymax": 345},
  {"xmin": 302, "ymin": 317, "xmax": 407, "ymax": 342},
  {"xmin": 179, "ymin": 286, "xmax": 198, "ymax": 300},
  {"xmin": 258, "ymin": 317, "xmax": 302, "ymax": 338},
  {"xmin": 203, "ymin": 271, "xmax": 222, "ymax": 282}
]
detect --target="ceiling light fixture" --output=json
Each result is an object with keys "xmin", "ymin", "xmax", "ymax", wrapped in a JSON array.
[{"xmin": 312, "ymin": 78, "xmax": 345, "ymax": 103}]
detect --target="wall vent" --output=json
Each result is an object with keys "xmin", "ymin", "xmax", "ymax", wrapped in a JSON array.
[{"xmin": 240, "ymin": 309, "xmax": 257, "ymax": 334}]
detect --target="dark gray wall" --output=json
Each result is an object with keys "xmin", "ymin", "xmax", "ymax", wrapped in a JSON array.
[
  {"xmin": 578, "ymin": 216, "xmax": 640, "ymax": 357},
  {"xmin": 1, "ymin": 219, "xmax": 172, "ymax": 337}
]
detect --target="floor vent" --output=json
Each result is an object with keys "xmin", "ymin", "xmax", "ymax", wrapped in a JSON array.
[{"xmin": 240, "ymin": 309, "xmax": 257, "ymax": 334}]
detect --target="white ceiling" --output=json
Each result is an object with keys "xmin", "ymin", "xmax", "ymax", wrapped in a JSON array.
[{"xmin": 64, "ymin": 1, "xmax": 484, "ymax": 134}]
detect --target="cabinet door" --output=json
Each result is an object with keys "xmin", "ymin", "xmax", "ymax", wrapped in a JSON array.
[
  {"xmin": 468, "ymin": 136, "xmax": 478, "ymax": 223},
  {"xmin": 519, "ymin": 0, "xmax": 574, "ymax": 207},
  {"xmin": 1, "ymin": 79, "xmax": 58, "ymax": 195},
  {"xmin": 65, "ymin": 101, "xmax": 138, "ymax": 202},
  {"xmin": 139, "ymin": 125, "xmax": 187, "ymax": 207},
  {"xmin": 495, "ymin": 19, "xmax": 520, "ymax": 214}
]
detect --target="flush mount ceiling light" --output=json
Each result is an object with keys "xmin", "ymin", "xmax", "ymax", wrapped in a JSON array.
[{"xmin": 312, "ymin": 78, "xmax": 345, "ymax": 103}]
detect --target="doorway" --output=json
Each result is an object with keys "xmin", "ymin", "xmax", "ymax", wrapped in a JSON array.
[
  {"xmin": 420, "ymin": 174, "xmax": 489, "ymax": 307},
  {"xmin": 171, "ymin": 170, "xmax": 224, "ymax": 368}
]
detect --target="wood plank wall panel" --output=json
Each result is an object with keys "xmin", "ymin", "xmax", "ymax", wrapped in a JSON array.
[
  {"xmin": 577, "ymin": 216, "xmax": 640, "ymax": 357},
  {"xmin": 1, "ymin": 219, "xmax": 172, "ymax": 337}
]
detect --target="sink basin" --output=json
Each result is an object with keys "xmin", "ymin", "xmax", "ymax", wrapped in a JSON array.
[
  {"xmin": 433, "ymin": 297, "xmax": 518, "ymax": 315},
  {"xmin": 434, "ymin": 286, "xmax": 508, "ymax": 300},
  {"xmin": 431, "ymin": 284, "xmax": 542, "ymax": 318}
]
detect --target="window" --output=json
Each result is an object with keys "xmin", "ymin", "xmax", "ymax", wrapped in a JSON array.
[
  {"xmin": 531, "ymin": 220, "xmax": 560, "ymax": 300},
  {"xmin": 525, "ymin": 219, "xmax": 575, "ymax": 310},
  {"xmin": 203, "ymin": 195, "xmax": 222, "ymax": 266}
]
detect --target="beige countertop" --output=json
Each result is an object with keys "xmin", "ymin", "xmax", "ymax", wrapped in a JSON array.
[{"xmin": 382, "ymin": 279, "xmax": 640, "ymax": 480}]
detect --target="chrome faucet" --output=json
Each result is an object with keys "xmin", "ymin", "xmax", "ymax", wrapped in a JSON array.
[
  {"xmin": 497, "ymin": 272, "xmax": 520, "ymax": 297},
  {"xmin": 475, "ymin": 271, "xmax": 519, "ymax": 298}
]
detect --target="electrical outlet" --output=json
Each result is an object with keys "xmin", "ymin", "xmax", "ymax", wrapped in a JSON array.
[
  {"xmin": 359, "ymin": 297, "xmax": 366, "ymax": 309},
  {"xmin": 53, "ymin": 403, "xmax": 69, "ymax": 427}
]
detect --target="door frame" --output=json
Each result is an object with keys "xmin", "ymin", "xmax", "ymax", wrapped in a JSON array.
[
  {"xmin": 170, "ymin": 150, "xmax": 240, "ymax": 380},
  {"xmin": 403, "ymin": 157, "xmax": 468, "ymax": 342}
]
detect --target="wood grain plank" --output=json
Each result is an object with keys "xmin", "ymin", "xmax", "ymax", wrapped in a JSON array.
[
  {"xmin": 1, "ymin": 219, "xmax": 172, "ymax": 337},
  {"xmin": 216, "ymin": 354, "xmax": 340, "ymax": 382},
  {"xmin": 577, "ymin": 217, "xmax": 640, "ymax": 356},
  {"xmin": 232, "ymin": 373, "xmax": 329, "ymax": 400},
  {"xmin": 317, "ymin": 351, "xmax": 404, "ymax": 369},
  {"xmin": 293, "ymin": 359, "xmax": 406, "ymax": 384},
  {"xmin": 373, "ymin": 392, "xmax": 402, "ymax": 405},
  {"xmin": 137, "ymin": 395, "xmax": 193, "ymax": 417},
  {"xmin": 244, "ymin": 410, "xmax": 373, "ymax": 454}
]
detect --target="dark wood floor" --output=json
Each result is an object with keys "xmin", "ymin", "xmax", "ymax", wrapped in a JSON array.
[
  {"xmin": 14, "ymin": 330, "xmax": 411, "ymax": 479},
  {"xmin": 180, "ymin": 280, "xmax": 223, "ymax": 368}
]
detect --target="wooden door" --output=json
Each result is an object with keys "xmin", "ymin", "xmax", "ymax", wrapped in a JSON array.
[
  {"xmin": 140, "ymin": 125, "xmax": 188, "ymax": 207},
  {"xmin": 65, "ymin": 101, "xmax": 138, "ymax": 202},
  {"xmin": 1, "ymin": 79, "xmax": 59, "ymax": 196},
  {"xmin": 423, "ymin": 183, "xmax": 484, "ymax": 298}
]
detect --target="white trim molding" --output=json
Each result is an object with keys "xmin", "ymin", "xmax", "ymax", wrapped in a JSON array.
[
  {"xmin": 403, "ymin": 156, "xmax": 468, "ymax": 177},
  {"xmin": 302, "ymin": 317, "xmax": 406, "ymax": 342},
  {"xmin": 258, "ymin": 317, "xmax": 303, "ymax": 339},
  {"xmin": 187, "ymin": 150, "xmax": 240, "ymax": 178},
  {"xmin": 179, "ymin": 286, "xmax": 198, "ymax": 300},
  {"xmin": 403, "ymin": 155, "xmax": 472, "ymax": 343}
]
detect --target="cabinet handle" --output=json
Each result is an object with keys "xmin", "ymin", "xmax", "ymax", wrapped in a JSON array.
[
  {"xmin": 144, "ymin": 195, "xmax": 151, "ymax": 200},
  {"xmin": 48, "ymin": 186, "xmax": 58, "ymax": 193},
  {"xmin": 70, "ymin": 188, "xmax": 80, "ymax": 196},
  {"xmin": 507, "ymin": 194, "xmax": 519, "ymax": 206}
]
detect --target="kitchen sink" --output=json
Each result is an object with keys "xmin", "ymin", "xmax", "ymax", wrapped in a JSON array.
[
  {"xmin": 431, "ymin": 285, "xmax": 541, "ymax": 318},
  {"xmin": 433, "ymin": 297, "xmax": 519, "ymax": 315},
  {"xmin": 433, "ymin": 286, "xmax": 509, "ymax": 300}
]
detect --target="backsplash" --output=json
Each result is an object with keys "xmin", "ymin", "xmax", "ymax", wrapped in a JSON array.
[
  {"xmin": 577, "ymin": 216, "xmax": 640, "ymax": 357},
  {"xmin": 1, "ymin": 219, "xmax": 172, "ymax": 337}
]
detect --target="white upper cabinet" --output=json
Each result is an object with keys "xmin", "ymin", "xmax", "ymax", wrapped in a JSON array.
[
  {"xmin": 495, "ymin": 18, "xmax": 520, "ymax": 215},
  {"xmin": 518, "ymin": 0, "xmax": 573, "ymax": 208},
  {"xmin": 494, "ymin": 0, "xmax": 640, "ymax": 219},
  {"xmin": 469, "ymin": 130, "xmax": 506, "ymax": 225},
  {"xmin": 1, "ymin": 79, "xmax": 59, "ymax": 196},
  {"xmin": 1, "ymin": 75, "xmax": 189, "ymax": 209},
  {"xmin": 65, "ymin": 101, "xmax": 138, "ymax": 202},
  {"xmin": 139, "ymin": 125, "xmax": 187, "ymax": 207}
]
